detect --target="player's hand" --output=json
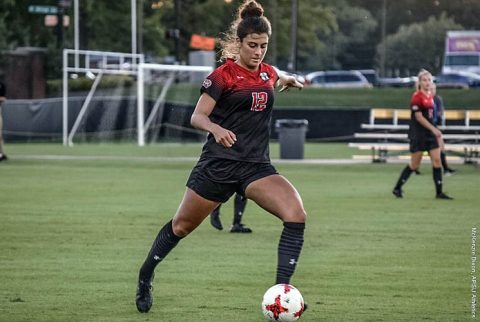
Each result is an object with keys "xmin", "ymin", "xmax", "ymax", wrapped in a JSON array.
[
  {"xmin": 212, "ymin": 126, "xmax": 237, "ymax": 148},
  {"xmin": 432, "ymin": 128, "xmax": 442, "ymax": 138},
  {"xmin": 279, "ymin": 75, "xmax": 304, "ymax": 92}
]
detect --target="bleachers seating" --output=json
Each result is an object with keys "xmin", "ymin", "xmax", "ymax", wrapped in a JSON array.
[{"xmin": 349, "ymin": 108, "xmax": 480, "ymax": 163}]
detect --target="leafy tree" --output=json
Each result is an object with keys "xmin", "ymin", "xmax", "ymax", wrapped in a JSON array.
[
  {"xmin": 377, "ymin": 13, "xmax": 462, "ymax": 76},
  {"xmin": 321, "ymin": 3, "xmax": 377, "ymax": 70}
]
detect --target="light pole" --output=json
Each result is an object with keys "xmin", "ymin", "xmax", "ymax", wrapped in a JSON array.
[
  {"xmin": 288, "ymin": 0, "xmax": 298, "ymax": 72},
  {"xmin": 380, "ymin": 0, "xmax": 387, "ymax": 76},
  {"xmin": 131, "ymin": 0, "xmax": 137, "ymax": 55}
]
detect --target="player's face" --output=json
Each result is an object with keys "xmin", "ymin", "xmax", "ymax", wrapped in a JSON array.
[
  {"xmin": 237, "ymin": 33, "xmax": 269, "ymax": 71},
  {"xmin": 419, "ymin": 74, "xmax": 432, "ymax": 92}
]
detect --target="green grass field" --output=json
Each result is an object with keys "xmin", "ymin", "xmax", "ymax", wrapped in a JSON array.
[{"xmin": 0, "ymin": 143, "xmax": 478, "ymax": 321}]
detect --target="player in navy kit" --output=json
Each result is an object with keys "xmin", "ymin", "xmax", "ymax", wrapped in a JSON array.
[
  {"xmin": 392, "ymin": 69, "xmax": 453, "ymax": 200},
  {"xmin": 210, "ymin": 193, "xmax": 252, "ymax": 233},
  {"xmin": 431, "ymin": 83, "xmax": 456, "ymax": 175},
  {"xmin": 136, "ymin": 0, "xmax": 306, "ymax": 313}
]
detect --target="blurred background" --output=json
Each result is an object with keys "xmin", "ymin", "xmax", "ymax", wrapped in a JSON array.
[{"xmin": 0, "ymin": 0, "xmax": 479, "ymax": 145}]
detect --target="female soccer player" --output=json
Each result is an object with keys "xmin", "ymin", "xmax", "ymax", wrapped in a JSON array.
[
  {"xmin": 431, "ymin": 83, "xmax": 456, "ymax": 175},
  {"xmin": 136, "ymin": 0, "xmax": 306, "ymax": 313},
  {"xmin": 392, "ymin": 69, "xmax": 453, "ymax": 200}
]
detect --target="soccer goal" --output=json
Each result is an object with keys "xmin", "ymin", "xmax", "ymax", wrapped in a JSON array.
[
  {"xmin": 62, "ymin": 49, "xmax": 214, "ymax": 146},
  {"xmin": 136, "ymin": 63, "xmax": 213, "ymax": 146}
]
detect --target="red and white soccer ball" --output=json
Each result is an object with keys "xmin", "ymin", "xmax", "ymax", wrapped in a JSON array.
[{"xmin": 262, "ymin": 284, "xmax": 305, "ymax": 321}]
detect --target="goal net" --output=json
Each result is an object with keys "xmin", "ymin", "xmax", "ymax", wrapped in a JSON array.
[
  {"xmin": 137, "ymin": 63, "xmax": 213, "ymax": 146},
  {"xmin": 63, "ymin": 49, "xmax": 213, "ymax": 146}
]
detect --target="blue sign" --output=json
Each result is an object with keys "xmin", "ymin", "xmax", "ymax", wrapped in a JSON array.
[{"xmin": 28, "ymin": 5, "xmax": 58, "ymax": 14}]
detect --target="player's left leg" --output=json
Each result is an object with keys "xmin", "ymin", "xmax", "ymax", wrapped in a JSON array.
[
  {"xmin": 429, "ymin": 148, "xmax": 453, "ymax": 199},
  {"xmin": 245, "ymin": 174, "xmax": 306, "ymax": 284},
  {"xmin": 210, "ymin": 205, "xmax": 223, "ymax": 230}
]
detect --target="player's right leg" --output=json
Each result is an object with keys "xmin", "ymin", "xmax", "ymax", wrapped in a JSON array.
[
  {"xmin": 136, "ymin": 188, "xmax": 219, "ymax": 313},
  {"xmin": 392, "ymin": 151, "xmax": 422, "ymax": 198}
]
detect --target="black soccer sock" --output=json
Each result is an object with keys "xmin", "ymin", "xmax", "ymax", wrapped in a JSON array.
[
  {"xmin": 394, "ymin": 165, "xmax": 414, "ymax": 189},
  {"xmin": 432, "ymin": 167, "xmax": 443, "ymax": 195},
  {"xmin": 440, "ymin": 151, "xmax": 449, "ymax": 171},
  {"xmin": 211, "ymin": 205, "xmax": 220, "ymax": 218},
  {"xmin": 139, "ymin": 219, "xmax": 183, "ymax": 281},
  {"xmin": 233, "ymin": 194, "xmax": 247, "ymax": 225},
  {"xmin": 276, "ymin": 222, "xmax": 305, "ymax": 285}
]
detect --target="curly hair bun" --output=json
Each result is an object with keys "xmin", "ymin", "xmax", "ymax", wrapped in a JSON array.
[{"xmin": 239, "ymin": 1, "xmax": 264, "ymax": 19}]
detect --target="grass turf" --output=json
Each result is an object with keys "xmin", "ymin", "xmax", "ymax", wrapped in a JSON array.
[{"xmin": 0, "ymin": 143, "xmax": 478, "ymax": 321}]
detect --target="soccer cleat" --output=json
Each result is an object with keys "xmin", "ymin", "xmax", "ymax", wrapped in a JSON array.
[
  {"xmin": 444, "ymin": 169, "xmax": 456, "ymax": 176},
  {"xmin": 0, "ymin": 154, "xmax": 7, "ymax": 162},
  {"xmin": 136, "ymin": 274, "xmax": 154, "ymax": 313},
  {"xmin": 392, "ymin": 188, "xmax": 403, "ymax": 198},
  {"xmin": 230, "ymin": 223, "xmax": 252, "ymax": 233},
  {"xmin": 414, "ymin": 169, "xmax": 421, "ymax": 175},
  {"xmin": 436, "ymin": 192, "xmax": 453, "ymax": 200},
  {"xmin": 210, "ymin": 211, "xmax": 223, "ymax": 231}
]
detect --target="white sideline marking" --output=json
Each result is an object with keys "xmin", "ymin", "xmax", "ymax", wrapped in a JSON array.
[{"xmin": 12, "ymin": 155, "xmax": 375, "ymax": 165}]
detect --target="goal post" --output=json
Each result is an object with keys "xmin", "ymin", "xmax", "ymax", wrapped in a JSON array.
[
  {"xmin": 136, "ymin": 63, "xmax": 214, "ymax": 146},
  {"xmin": 63, "ymin": 49, "xmax": 144, "ymax": 146},
  {"xmin": 62, "ymin": 49, "xmax": 214, "ymax": 146}
]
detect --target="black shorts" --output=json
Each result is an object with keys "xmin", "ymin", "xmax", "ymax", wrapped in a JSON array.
[
  {"xmin": 186, "ymin": 158, "xmax": 278, "ymax": 202},
  {"xmin": 409, "ymin": 135, "xmax": 439, "ymax": 153}
]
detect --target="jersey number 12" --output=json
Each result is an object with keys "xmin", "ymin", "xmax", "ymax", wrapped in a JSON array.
[{"xmin": 251, "ymin": 92, "xmax": 268, "ymax": 111}]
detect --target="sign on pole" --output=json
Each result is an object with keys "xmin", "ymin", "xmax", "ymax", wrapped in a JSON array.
[
  {"xmin": 28, "ymin": 5, "xmax": 58, "ymax": 14},
  {"xmin": 45, "ymin": 15, "xmax": 70, "ymax": 27}
]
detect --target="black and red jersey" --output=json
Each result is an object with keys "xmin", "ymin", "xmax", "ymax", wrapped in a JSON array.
[
  {"xmin": 199, "ymin": 59, "xmax": 278, "ymax": 163},
  {"xmin": 409, "ymin": 90, "xmax": 434, "ymax": 139}
]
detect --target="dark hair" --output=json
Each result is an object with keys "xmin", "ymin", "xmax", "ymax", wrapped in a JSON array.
[
  {"xmin": 0, "ymin": 82, "xmax": 5, "ymax": 97},
  {"xmin": 219, "ymin": 1, "xmax": 272, "ymax": 61}
]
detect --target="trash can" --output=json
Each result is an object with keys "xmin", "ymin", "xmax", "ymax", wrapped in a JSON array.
[{"xmin": 275, "ymin": 119, "xmax": 309, "ymax": 159}]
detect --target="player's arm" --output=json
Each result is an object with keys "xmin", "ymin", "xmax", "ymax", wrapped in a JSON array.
[
  {"xmin": 413, "ymin": 109, "xmax": 441, "ymax": 138},
  {"xmin": 273, "ymin": 67, "xmax": 303, "ymax": 92},
  {"xmin": 191, "ymin": 93, "xmax": 236, "ymax": 147}
]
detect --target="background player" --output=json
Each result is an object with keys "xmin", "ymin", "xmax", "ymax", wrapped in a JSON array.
[
  {"xmin": 210, "ymin": 193, "xmax": 252, "ymax": 233},
  {"xmin": 392, "ymin": 69, "xmax": 453, "ymax": 200},
  {"xmin": 431, "ymin": 83, "xmax": 456, "ymax": 175}
]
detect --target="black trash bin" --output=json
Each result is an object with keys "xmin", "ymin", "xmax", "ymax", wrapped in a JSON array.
[{"xmin": 275, "ymin": 119, "xmax": 309, "ymax": 159}]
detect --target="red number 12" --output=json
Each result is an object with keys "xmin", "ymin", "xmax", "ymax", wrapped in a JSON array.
[{"xmin": 251, "ymin": 92, "xmax": 268, "ymax": 111}]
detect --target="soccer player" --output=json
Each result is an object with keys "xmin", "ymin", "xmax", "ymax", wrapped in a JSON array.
[
  {"xmin": 392, "ymin": 69, "xmax": 453, "ymax": 200},
  {"xmin": 210, "ymin": 193, "xmax": 252, "ymax": 233},
  {"xmin": 135, "ymin": 0, "xmax": 307, "ymax": 313},
  {"xmin": 431, "ymin": 83, "xmax": 456, "ymax": 175}
]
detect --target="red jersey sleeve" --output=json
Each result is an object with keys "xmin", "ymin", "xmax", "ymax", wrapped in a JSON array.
[
  {"xmin": 410, "ymin": 91, "xmax": 422, "ymax": 112},
  {"xmin": 200, "ymin": 67, "xmax": 227, "ymax": 102}
]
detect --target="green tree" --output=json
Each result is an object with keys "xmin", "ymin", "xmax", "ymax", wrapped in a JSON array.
[
  {"xmin": 377, "ymin": 13, "xmax": 462, "ymax": 76},
  {"xmin": 322, "ymin": 3, "xmax": 377, "ymax": 70}
]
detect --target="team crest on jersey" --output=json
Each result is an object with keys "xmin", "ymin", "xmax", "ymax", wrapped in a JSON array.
[
  {"xmin": 260, "ymin": 72, "xmax": 270, "ymax": 81},
  {"xmin": 202, "ymin": 78, "xmax": 212, "ymax": 88}
]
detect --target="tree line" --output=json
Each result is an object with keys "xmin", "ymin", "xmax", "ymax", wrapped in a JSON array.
[{"xmin": 1, "ymin": 0, "xmax": 479, "ymax": 78}]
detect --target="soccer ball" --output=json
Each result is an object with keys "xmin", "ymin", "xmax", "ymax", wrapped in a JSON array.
[{"xmin": 262, "ymin": 284, "xmax": 305, "ymax": 321}]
